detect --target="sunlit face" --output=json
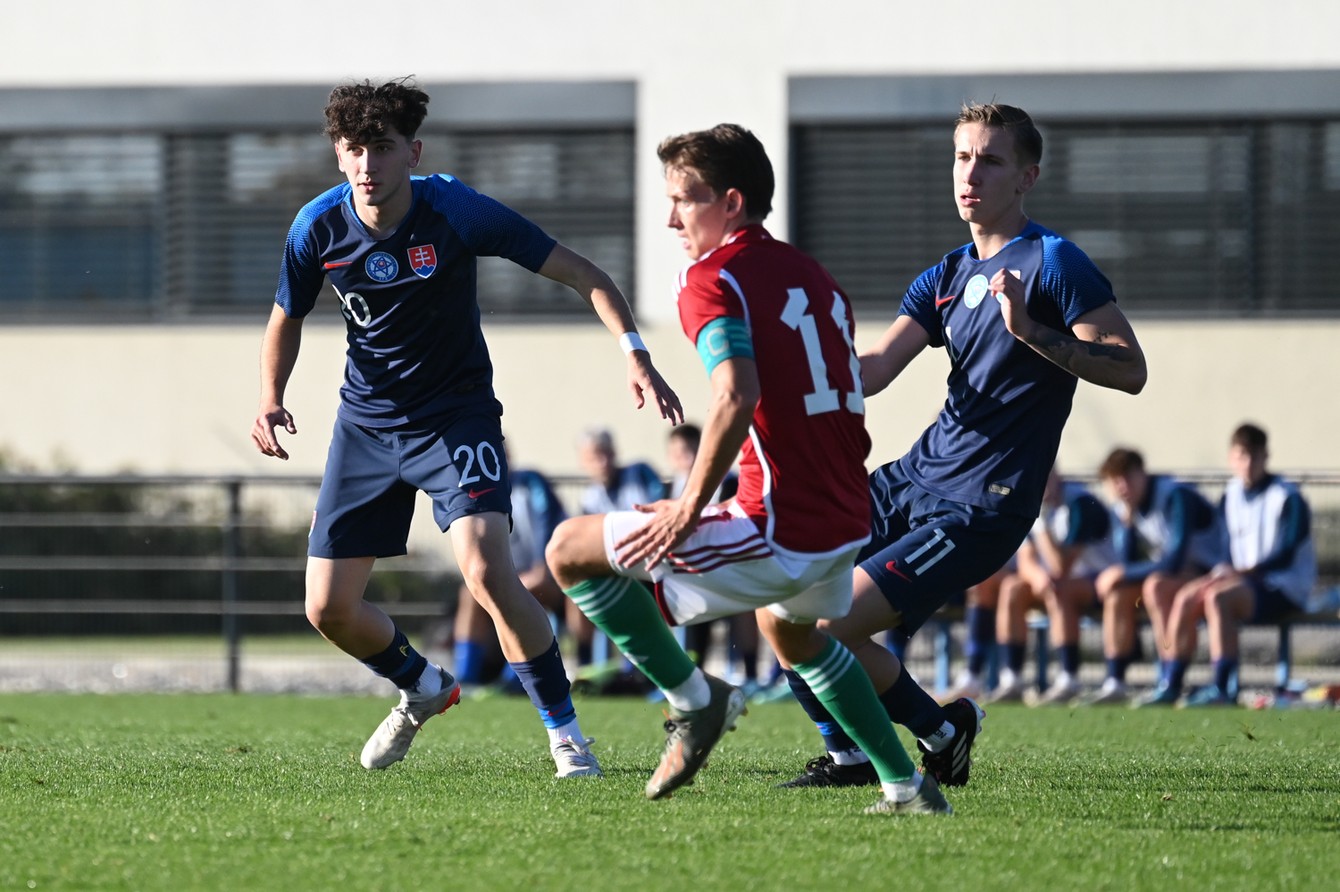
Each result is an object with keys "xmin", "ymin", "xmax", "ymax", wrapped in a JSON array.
[
  {"xmin": 665, "ymin": 166, "xmax": 738, "ymax": 260},
  {"xmin": 953, "ymin": 122, "xmax": 1037, "ymax": 229},
  {"xmin": 578, "ymin": 440, "xmax": 617, "ymax": 488},
  {"xmin": 666, "ymin": 436, "xmax": 696, "ymax": 476},
  {"xmin": 334, "ymin": 127, "xmax": 421, "ymax": 212},
  {"xmin": 1103, "ymin": 469, "xmax": 1148, "ymax": 515},
  {"xmin": 1228, "ymin": 443, "xmax": 1267, "ymax": 487}
]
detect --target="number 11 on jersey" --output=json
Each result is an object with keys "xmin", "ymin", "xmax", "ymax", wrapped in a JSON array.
[{"xmin": 781, "ymin": 287, "xmax": 864, "ymax": 417}]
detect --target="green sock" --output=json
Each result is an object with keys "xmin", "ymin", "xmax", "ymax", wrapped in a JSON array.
[
  {"xmin": 793, "ymin": 638, "xmax": 916, "ymax": 782},
  {"xmin": 564, "ymin": 577, "xmax": 696, "ymax": 691}
]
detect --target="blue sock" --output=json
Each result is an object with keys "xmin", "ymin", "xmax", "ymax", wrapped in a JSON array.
[
  {"xmin": 1106, "ymin": 653, "xmax": 1133, "ymax": 684},
  {"xmin": 784, "ymin": 669, "xmax": 858, "ymax": 752},
  {"xmin": 1005, "ymin": 642, "xmax": 1027, "ymax": 674},
  {"xmin": 1166, "ymin": 658, "xmax": 1188, "ymax": 694},
  {"xmin": 965, "ymin": 606, "xmax": 996, "ymax": 675},
  {"xmin": 454, "ymin": 640, "xmax": 487, "ymax": 684},
  {"xmin": 1213, "ymin": 658, "xmax": 1239, "ymax": 695},
  {"xmin": 879, "ymin": 669, "xmax": 945, "ymax": 739},
  {"xmin": 1058, "ymin": 644, "xmax": 1081, "ymax": 676},
  {"xmin": 360, "ymin": 628, "xmax": 428, "ymax": 690},
  {"xmin": 509, "ymin": 638, "xmax": 576, "ymax": 729}
]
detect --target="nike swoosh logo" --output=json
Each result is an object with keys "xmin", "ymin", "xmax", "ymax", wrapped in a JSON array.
[
  {"xmin": 467, "ymin": 487, "xmax": 497, "ymax": 499},
  {"xmin": 934, "ymin": 295, "xmax": 957, "ymax": 308},
  {"xmin": 323, "ymin": 261, "xmax": 354, "ymax": 269},
  {"xmin": 884, "ymin": 560, "xmax": 911, "ymax": 581}
]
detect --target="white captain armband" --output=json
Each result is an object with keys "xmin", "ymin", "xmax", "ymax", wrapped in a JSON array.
[{"xmin": 619, "ymin": 332, "xmax": 648, "ymax": 355}]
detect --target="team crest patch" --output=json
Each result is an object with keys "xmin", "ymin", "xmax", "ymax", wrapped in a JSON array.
[
  {"xmin": 964, "ymin": 274, "xmax": 990, "ymax": 309},
  {"xmin": 365, "ymin": 252, "xmax": 398, "ymax": 282},
  {"xmin": 408, "ymin": 244, "xmax": 438, "ymax": 278}
]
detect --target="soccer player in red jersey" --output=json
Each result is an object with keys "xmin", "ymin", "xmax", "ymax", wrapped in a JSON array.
[{"xmin": 547, "ymin": 124, "xmax": 947, "ymax": 814}]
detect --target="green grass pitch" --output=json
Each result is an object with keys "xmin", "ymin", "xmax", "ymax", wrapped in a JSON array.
[{"xmin": 2, "ymin": 692, "xmax": 1337, "ymax": 891}]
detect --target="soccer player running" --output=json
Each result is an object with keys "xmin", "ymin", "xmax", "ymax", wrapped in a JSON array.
[
  {"xmin": 779, "ymin": 103, "xmax": 1148, "ymax": 790},
  {"xmin": 546, "ymin": 123, "xmax": 949, "ymax": 814},
  {"xmin": 250, "ymin": 78, "xmax": 682, "ymax": 778}
]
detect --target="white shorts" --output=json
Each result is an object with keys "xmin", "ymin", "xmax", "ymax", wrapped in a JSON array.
[{"xmin": 602, "ymin": 506, "xmax": 859, "ymax": 626}]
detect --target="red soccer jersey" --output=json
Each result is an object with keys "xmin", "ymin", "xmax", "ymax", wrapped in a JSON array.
[{"xmin": 676, "ymin": 225, "xmax": 872, "ymax": 555}]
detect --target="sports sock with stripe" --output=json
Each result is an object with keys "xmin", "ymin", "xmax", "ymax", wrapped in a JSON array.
[
  {"xmin": 792, "ymin": 638, "xmax": 916, "ymax": 783},
  {"xmin": 782, "ymin": 668, "xmax": 860, "ymax": 754},
  {"xmin": 564, "ymin": 576, "xmax": 697, "ymax": 694},
  {"xmin": 509, "ymin": 637, "xmax": 579, "ymax": 730}
]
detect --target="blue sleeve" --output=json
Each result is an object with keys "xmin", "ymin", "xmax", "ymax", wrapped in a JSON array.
[
  {"xmin": 1121, "ymin": 487, "xmax": 1197, "ymax": 584},
  {"xmin": 1113, "ymin": 522, "xmax": 1137, "ymax": 566},
  {"xmin": 420, "ymin": 175, "xmax": 556, "ymax": 271},
  {"xmin": 1039, "ymin": 236, "xmax": 1118, "ymax": 327},
  {"xmin": 1065, "ymin": 493, "xmax": 1111, "ymax": 546},
  {"xmin": 897, "ymin": 262, "xmax": 947, "ymax": 348},
  {"xmin": 637, "ymin": 463, "xmax": 669, "ymax": 501},
  {"xmin": 1248, "ymin": 491, "xmax": 1312, "ymax": 575},
  {"xmin": 531, "ymin": 472, "xmax": 568, "ymax": 544},
  {"xmin": 274, "ymin": 187, "xmax": 346, "ymax": 318}
]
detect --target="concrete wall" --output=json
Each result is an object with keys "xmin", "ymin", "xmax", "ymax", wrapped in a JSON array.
[{"xmin": 2, "ymin": 1, "xmax": 1337, "ymax": 478}]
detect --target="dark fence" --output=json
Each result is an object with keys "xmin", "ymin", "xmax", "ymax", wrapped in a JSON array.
[{"xmin": 0, "ymin": 471, "xmax": 1337, "ymax": 693}]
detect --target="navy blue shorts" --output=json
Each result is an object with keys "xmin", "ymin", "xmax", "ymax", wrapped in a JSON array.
[
  {"xmin": 309, "ymin": 411, "xmax": 512, "ymax": 559},
  {"xmin": 1246, "ymin": 576, "xmax": 1302, "ymax": 623},
  {"xmin": 858, "ymin": 459, "xmax": 1034, "ymax": 635}
]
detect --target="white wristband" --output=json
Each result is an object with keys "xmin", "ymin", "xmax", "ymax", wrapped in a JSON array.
[{"xmin": 619, "ymin": 332, "xmax": 648, "ymax": 355}]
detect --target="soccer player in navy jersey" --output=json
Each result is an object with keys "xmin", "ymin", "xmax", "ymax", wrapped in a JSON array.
[
  {"xmin": 1164, "ymin": 424, "xmax": 1316, "ymax": 706},
  {"xmin": 779, "ymin": 103, "xmax": 1147, "ymax": 790},
  {"xmin": 547, "ymin": 123, "xmax": 948, "ymax": 814},
  {"xmin": 249, "ymin": 78, "xmax": 682, "ymax": 777}
]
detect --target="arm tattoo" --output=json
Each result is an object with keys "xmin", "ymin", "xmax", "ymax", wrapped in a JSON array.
[{"xmin": 1030, "ymin": 327, "xmax": 1134, "ymax": 381}]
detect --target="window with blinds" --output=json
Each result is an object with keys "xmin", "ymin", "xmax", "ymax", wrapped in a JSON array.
[
  {"xmin": 792, "ymin": 119, "xmax": 1340, "ymax": 316},
  {"xmin": 0, "ymin": 126, "xmax": 634, "ymax": 319}
]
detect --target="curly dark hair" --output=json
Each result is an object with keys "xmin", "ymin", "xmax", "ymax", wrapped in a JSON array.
[{"xmin": 323, "ymin": 77, "xmax": 429, "ymax": 145}]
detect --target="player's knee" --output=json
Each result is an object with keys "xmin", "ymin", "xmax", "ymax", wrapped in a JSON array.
[
  {"xmin": 305, "ymin": 596, "xmax": 354, "ymax": 636},
  {"xmin": 544, "ymin": 520, "xmax": 578, "ymax": 583}
]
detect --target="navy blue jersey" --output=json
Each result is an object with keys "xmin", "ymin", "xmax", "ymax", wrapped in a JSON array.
[
  {"xmin": 897, "ymin": 222, "xmax": 1115, "ymax": 518},
  {"xmin": 275, "ymin": 175, "xmax": 557, "ymax": 427}
]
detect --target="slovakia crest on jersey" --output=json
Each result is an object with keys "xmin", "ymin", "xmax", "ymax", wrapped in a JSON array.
[{"xmin": 408, "ymin": 244, "xmax": 437, "ymax": 279}]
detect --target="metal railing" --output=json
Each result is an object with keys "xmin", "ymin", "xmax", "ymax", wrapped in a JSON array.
[{"xmin": 1, "ymin": 471, "xmax": 1337, "ymax": 693}]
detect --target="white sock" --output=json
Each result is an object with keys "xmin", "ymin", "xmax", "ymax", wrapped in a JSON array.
[
  {"xmin": 412, "ymin": 663, "xmax": 443, "ymax": 697},
  {"xmin": 830, "ymin": 748, "xmax": 871, "ymax": 767},
  {"xmin": 664, "ymin": 668, "xmax": 711, "ymax": 713},
  {"xmin": 881, "ymin": 772, "xmax": 923, "ymax": 803},
  {"xmin": 547, "ymin": 720, "xmax": 585, "ymax": 745},
  {"xmin": 918, "ymin": 720, "xmax": 956, "ymax": 754}
]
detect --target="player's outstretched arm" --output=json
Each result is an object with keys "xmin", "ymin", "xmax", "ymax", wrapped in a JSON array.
[
  {"xmin": 617, "ymin": 356, "xmax": 758, "ymax": 571},
  {"xmin": 859, "ymin": 315, "xmax": 930, "ymax": 397},
  {"xmin": 537, "ymin": 244, "xmax": 684, "ymax": 424},
  {"xmin": 994, "ymin": 269, "xmax": 1147, "ymax": 395},
  {"xmin": 251, "ymin": 304, "xmax": 303, "ymax": 461}
]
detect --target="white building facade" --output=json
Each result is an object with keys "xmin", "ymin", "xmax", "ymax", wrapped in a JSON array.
[{"xmin": 2, "ymin": 1, "xmax": 1337, "ymax": 479}]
